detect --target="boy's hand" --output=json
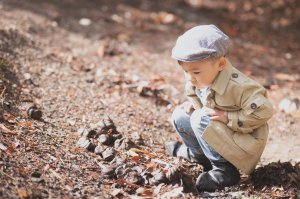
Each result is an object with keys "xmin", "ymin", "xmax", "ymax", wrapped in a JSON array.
[
  {"xmin": 204, "ymin": 107, "xmax": 228, "ymax": 124},
  {"xmin": 179, "ymin": 101, "xmax": 195, "ymax": 114}
]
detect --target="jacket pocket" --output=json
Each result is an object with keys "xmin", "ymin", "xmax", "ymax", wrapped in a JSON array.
[
  {"xmin": 244, "ymin": 97, "xmax": 273, "ymax": 119},
  {"xmin": 233, "ymin": 132, "xmax": 263, "ymax": 155}
]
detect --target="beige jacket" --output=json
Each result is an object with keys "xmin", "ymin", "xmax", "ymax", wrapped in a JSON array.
[{"xmin": 185, "ymin": 60, "xmax": 273, "ymax": 174}]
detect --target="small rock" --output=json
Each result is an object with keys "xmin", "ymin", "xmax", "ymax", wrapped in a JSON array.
[
  {"xmin": 125, "ymin": 170, "xmax": 144, "ymax": 184},
  {"xmin": 99, "ymin": 116, "xmax": 117, "ymax": 134},
  {"xmin": 21, "ymin": 102, "xmax": 42, "ymax": 120},
  {"xmin": 98, "ymin": 134, "xmax": 113, "ymax": 145},
  {"xmin": 68, "ymin": 119, "xmax": 76, "ymax": 126},
  {"xmin": 132, "ymin": 165, "xmax": 145, "ymax": 173},
  {"xmin": 114, "ymin": 138, "xmax": 135, "ymax": 150},
  {"xmin": 279, "ymin": 98, "xmax": 299, "ymax": 113},
  {"xmin": 31, "ymin": 171, "xmax": 42, "ymax": 178},
  {"xmin": 111, "ymin": 188, "xmax": 124, "ymax": 197},
  {"xmin": 94, "ymin": 144, "xmax": 108, "ymax": 155},
  {"xmin": 102, "ymin": 147, "xmax": 115, "ymax": 161},
  {"xmin": 150, "ymin": 170, "xmax": 167, "ymax": 185},
  {"xmin": 79, "ymin": 18, "xmax": 92, "ymax": 26},
  {"xmin": 115, "ymin": 165, "xmax": 131, "ymax": 178},
  {"xmin": 0, "ymin": 143, "xmax": 7, "ymax": 151},
  {"xmin": 111, "ymin": 183, "xmax": 121, "ymax": 189},
  {"xmin": 130, "ymin": 132, "xmax": 144, "ymax": 145},
  {"xmin": 111, "ymin": 157, "xmax": 126, "ymax": 166},
  {"xmin": 135, "ymin": 187, "xmax": 145, "ymax": 195},
  {"xmin": 77, "ymin": 128, "xmax": 97, "ymax": 138},
  {"xmin": 101, "ymin": 164, "xmax": 117, "ymax": 178},
  {"xmin": 23, "ymin": 73, "xmax": 31, "ymax": 80},
  {"xmin": 76, "ymin": 137, "xmax": 90, "ymax": 148},
  {"xmin": 76, "ymin": 137, "xmax": 96, "ymax": 152},
  {"xmin": 112, "ymin": 133, "xmax": 122, "ymax": 141}
]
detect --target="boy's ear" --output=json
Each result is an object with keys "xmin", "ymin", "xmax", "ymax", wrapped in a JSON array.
[{"xmin": 218, "ymin": 57, "xmax": 227, "ymax": 71}]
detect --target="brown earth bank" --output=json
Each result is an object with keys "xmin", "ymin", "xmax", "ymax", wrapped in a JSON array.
[{"xmin": 1, "ymin": 0, "xmax": 300, "ymax": 198}]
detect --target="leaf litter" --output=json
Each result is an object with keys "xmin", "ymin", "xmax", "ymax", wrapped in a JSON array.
[{"xmin": 1, "ymin": 0, "xmax": 300, "ymax": 198}]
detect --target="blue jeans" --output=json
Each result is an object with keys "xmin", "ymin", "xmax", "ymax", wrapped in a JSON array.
[{"xmin": 171, "ymin": 107, "xmax": 226, "ymax": 162}]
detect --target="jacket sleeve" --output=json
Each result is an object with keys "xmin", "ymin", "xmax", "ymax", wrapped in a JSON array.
[
  {"xmin": 185, "ymin": 81, "xmax": 203, "ymax": 109},
  {"xmin": 226, "ymin": 85, "xmax": 274, "ymax": 133}
]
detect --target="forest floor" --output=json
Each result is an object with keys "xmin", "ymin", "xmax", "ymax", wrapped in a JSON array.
[{"xmin": 1, "ymin": 0, "xmax": 300, "ymax": 198}]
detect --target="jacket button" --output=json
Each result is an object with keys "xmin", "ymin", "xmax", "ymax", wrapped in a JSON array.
[
  {"xmin": 232, "ymin": 73, "xmax": 238, "ymax": 78},
  {"xmin": 238, "ymin": 120, "xmax": 243, "ymax": 127},
  {"xmin": 250, "ymin": 103, "xmax": 257, "ymax": 109}
]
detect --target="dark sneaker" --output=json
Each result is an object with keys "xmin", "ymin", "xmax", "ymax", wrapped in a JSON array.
[
  {"xmin": 165, "ymin": 141, "xmax": 212, "ymax": 171},
  {"xmin": 196, "ymin": 161, "xmax": 240, "ymax": 192}
]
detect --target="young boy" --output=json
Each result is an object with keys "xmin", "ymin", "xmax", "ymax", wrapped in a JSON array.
[{"xmin": 166, "ymin": 25, "xmax": 273, "ymax": 192}]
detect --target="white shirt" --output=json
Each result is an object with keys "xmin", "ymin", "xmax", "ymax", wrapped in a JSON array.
[{"xmin": 195, "ymin": 87, "xmax": 211, "ymax": 106}]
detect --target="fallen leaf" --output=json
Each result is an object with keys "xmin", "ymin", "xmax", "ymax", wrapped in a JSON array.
[
  {"xmin": 6, "ymin": 143, "xmax": 15, "ymax": 154},
  {"xmin": 161, "ymin": 186, "xmax": 183, "ymax": 198},
  {"xmin": 127, "ymin": 149, "xmax": 139, "ymax": 156},
  {"xmin": 153, "ymin": 183, "xmax": 164, "ymax": 196},
  {"xmin": 0, "ymin": 123, "xmax": 12, "ymax": 133},
  {"xmin": 18, "ymin": 167, "xmax": 30, "ymax": 177},
  {"xmin": 0, "ymin": 143, "xmax": 7, "ymax": 151},
  {"xmin": 136, "ymin": 187, "xmax": 153, "ymax": 196},
  {"xmin": 2, "ymin": 112, "xmax": 17, "ymax": 124},
  {"xmin": 17, "ymin": 188, "xmax": 27, "ymax": 198},
  {"xmin": 131, "ymin": 155, "xmax": 141, "ymax": 163},
  {"xmin": 275, "ymin": 73, "xmax": 299, "ymax": 82},
  {"xmin": 111, "ymin": 188, "xmax": 123, "ymax": 197},
  {"xmin": 19, "ymin": 121, "xmax": 33, "ymax": 128},
  {"xmin": 130, "ymin": 148, "xmax": 149, "ymax": 154}
]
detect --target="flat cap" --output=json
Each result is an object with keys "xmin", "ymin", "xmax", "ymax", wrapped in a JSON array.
[{"xmin": 172, "ymin": 24, "xmax": 230, "ymax": 62}]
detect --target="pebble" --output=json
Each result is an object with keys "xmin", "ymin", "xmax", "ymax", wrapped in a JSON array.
[
  {"xmin": 279, "ymin": 98, "xmax": 299, "ymax": 113},
  {"xmin": 94, "ymin": 144, "xmax": 108, "ymax": 155},
  {"xmin": 23, "ymin": 73, "xmax": 31, "ymax": 80},
  {"xmin": 114, "ymin": 138, "xmax": 135, "ymax": 150},
  {"xmin": 76, "ymin": 137, "xmax": 96, "ymax": 152},
  {"xmin": 98, "ymin": 134, "xmax": 113, "ymax": 145},
  {"xmin": 102, "ymin": 147, "xmax": 115, "ymax": 161},
  {"xmin": 79, "ymin": 18, "xmax": 92, "ymax": 26}
]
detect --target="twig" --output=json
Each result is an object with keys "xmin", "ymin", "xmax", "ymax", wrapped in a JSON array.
[
  {"xmin": 151, "ymin": 158, "xmax": 173, "ymax": 168},
  {"xmin": 0, "ymin": 86, "xmax": 6, "ymax": 98},
  {"xmin": 0, "ymin": 170, "xmax": 15, "ymax": 180},
  {"xmin": 0, "ymin": 86, "xmax": 7, "ymax": 106}
]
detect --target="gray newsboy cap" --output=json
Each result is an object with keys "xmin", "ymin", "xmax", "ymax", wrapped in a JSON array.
[{"xmin": 172, "ymin": 24, "xmax": 230, "ymax": 62}]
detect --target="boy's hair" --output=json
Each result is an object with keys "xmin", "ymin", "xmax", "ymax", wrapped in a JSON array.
[{"xmin": 177, "ymin": 56, "xmax": 226, "ymax": 65}]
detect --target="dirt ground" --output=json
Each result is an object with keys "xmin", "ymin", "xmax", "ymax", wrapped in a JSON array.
[{"xmin": 1, "ymin": 0, "xmax": 300, "ymax": 198}]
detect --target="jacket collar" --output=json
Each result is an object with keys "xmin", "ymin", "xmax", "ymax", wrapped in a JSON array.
[{"xmin": 211, "ymin": 59, "xmax": 233, "ymax": 95}]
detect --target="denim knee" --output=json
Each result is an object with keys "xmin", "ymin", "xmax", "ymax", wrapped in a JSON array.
[
  {"xmin": 190, "ymin": 109, "xmax": 210, "ymax": 135},
  {"xmin": 171, "ymin": 107, "xmax": 189, "ymax": 126}
]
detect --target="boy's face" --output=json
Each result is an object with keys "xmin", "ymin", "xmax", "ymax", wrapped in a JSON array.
[{"xmin": 181, "ymin": 57, "xmax": 226, "ymax": 89}]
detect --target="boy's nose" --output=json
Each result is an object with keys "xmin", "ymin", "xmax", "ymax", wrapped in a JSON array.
[{"xmin": 186, "ymin": 73, "xmax": 195, "ymax": 81}]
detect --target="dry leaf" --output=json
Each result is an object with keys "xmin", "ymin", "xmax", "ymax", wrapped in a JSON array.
[
  {"xmin": 111, "ymin": 188, "xmax": 123, "ymax": 197},
  {"xmin": 0, "ymin": 123, "xmax": 12, "ymax": 133},
  {"xmin": 275, "ymin": 73, "xmax": 299, "ymax": 82},
  {"xmin": 131, "ymin": 155, "xmax": 141, "ymax": 163},
  {"xmin": 2, "ymin": 112, "xmax": 17, "ymax": 124},
  {"xmin": 153, "ymin": 183, "xmax": 164, "ymax": 196},
  {"xmin": 136, "ymin": 187, "xmax": 153, "ymax": 196},
  {"xmin": 6, "ymin": 143, "xmax": 16, "ymax": 154},
  {"xmin": 0, "ymin": 143, "xmax": 7, "ymax": 151},
  {"xmin": 161, "ymin": 186, "xmax": 183, "ymax": 198},
  {"xmin": 17, "ymin": 188, "xmax": 27, "ymax": 198},
  {"xmin": 18, "ymin": 167, "xmax": 30, "ymax": 177}
]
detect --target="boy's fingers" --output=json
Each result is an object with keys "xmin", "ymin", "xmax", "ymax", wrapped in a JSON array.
[
  {"xmin": 206, "ymin": 110, "xmax": 219, "ymax": 116},
  {"xmin": 209, "ymin": 116, "xmax": 220, "ymax": 121}
]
